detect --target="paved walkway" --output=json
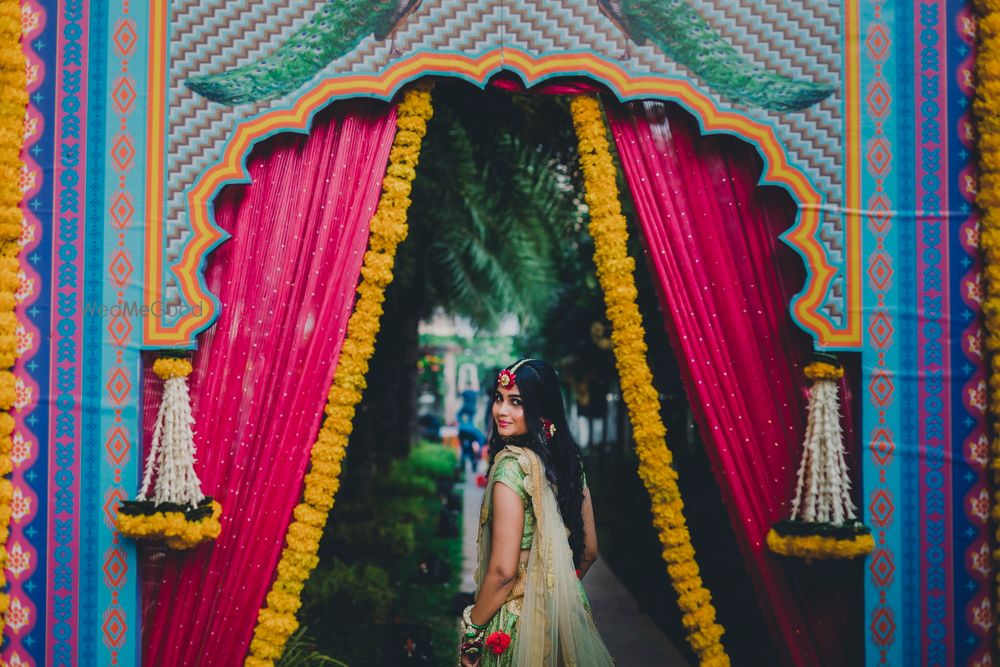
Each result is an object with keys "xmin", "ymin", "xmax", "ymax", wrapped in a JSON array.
[{"xmin": 461, "ymin": 470, "xmax": 690, "ymax": 665}]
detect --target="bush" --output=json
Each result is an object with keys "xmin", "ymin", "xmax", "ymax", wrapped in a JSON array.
[
  {"xmin": 301, "ymin": 560, "xmax": 398, "ymax": 664},
  {"xmin": 377, "ymin": 463, "xmax": 437, "ymax": 497},
  {"xmin": 380, "ymin": 496, "xmax": 432, "ymax": 524},
  {"xmin": 333, "ymin": 497, "xmax": 429, "ymax": 525},
  {"xmin": 303, "ymin": 559, "xmax": 396, "ymax": 624},
  {"xmin": 298, "ymin": 439, "xmax": 463, "ymax": 665},
  {"xmin": 408, "ymin": 442, "xmax": 459, "ymax": 480},
  {"xmin": 326, "ymin": 518, "xmax": 416, "ymax": 561}
]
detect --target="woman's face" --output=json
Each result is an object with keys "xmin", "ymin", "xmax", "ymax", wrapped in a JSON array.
[{"xmin": 492, "ymin": 384, "xmax": 528, "ymax": 437}]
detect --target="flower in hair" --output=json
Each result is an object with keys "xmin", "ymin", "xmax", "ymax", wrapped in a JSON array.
[
  {"xmin": 498, "ymin": 369, "xmax": 516, "ymax": 389},
  {"xmin": 542, "ymin": 418, "xmax": 556, "ymax": 441}
]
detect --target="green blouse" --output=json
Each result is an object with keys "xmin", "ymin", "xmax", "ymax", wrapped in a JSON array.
[
  {"xmin": 488, "ymin": 449, "xmax": 587, "ymax": 551},
  {"xmin": 490, "ymin": 454, "xmax": 536, "ymax": 550}
]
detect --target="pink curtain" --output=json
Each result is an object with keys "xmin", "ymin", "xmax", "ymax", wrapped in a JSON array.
[
  {"xmin": 605, "ymin": 99, "xmax": 860, "ymax": 666},
  {"xmin": 139, "ymin": 99, "xmax": 398, "ymax": 666}
]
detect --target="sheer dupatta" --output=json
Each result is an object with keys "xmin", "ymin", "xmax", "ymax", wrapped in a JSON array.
[{"xmin": 477, "ymin": 446, "xmax": 614, "ymax": 665}]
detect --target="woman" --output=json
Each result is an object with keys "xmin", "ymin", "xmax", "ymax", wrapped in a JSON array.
[{"xmin": 460, "ymin": 358, "xmax": 614, "ymax": 666}]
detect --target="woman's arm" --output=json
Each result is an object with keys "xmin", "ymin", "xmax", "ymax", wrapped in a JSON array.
[
  {"xmin": 577, "ymin": 486, "xmax": 599, "ymax": 579},
  {"xmin": 469, "ymin": 482, "xmax": 525, "ymax": 626}
]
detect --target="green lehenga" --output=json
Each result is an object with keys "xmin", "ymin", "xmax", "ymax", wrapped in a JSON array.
[{"xmin": 475, "ymin": 445, "xmax": 613, "ymax": 666}]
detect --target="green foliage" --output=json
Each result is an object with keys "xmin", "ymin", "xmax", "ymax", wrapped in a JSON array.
[
  {"xmin": 302, "ymin": 558, "xmax": 397, "ymax": 625},
  {"xmin": 276, "ymin": 627, "xmax": 348, "ymax": 667},
  {"xmin": 401, "ymin": 81, "xmax": 582, "ymax": 331},
  {"xmin": 298, "ymin": 559, "xmax": 398, "ymax": 664},
  {"xmin": 407, "ymin": 441, "xmax": 459, "ymax": 480},
  {"xmin": 326, "ymin": 518, "xmax": 416, "ymax": 560},
  {"xmin": 377, "ymin": 463, "xmax": 437, "ymax": 497},
  {"xmin": 298, "ymin": 444, "xmax": 464, "ymax": 665}
]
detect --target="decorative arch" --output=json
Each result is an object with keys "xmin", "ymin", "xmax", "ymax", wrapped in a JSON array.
[{"xmin": 144, "ymin": 50, "xmax": 857, "ymax": 350}]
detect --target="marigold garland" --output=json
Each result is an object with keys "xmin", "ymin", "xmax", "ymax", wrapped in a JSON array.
[
  {"xmin": 570, "ymin": 95, "xmax": 729, "ymax": 666},
  {"xmin": 803, "ymin": 360, "xmax": 843, "ymax": 382},
  {"xmin": 117, "ymin": 500, "xmax": 222, "ymax": 550},
  {"xmin": 766, "ymin": 524, "xmax": 874, "ymax": 561},
  {"xmin": 974, "ymin": 0, "xmax": 1000, "ymax": 651},
  {"xmin": 244, "ymin": 82, "xmax": 434, "ymax": 667},
  {"xmin": 152, "ymin": 356, "xmax": 193, "ymax": 379},
  {"xmin": 0, "ymin": 0, "xmax": 25, "ymax": 638}
]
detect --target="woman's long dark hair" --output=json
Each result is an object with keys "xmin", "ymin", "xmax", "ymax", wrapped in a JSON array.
[{"xmin": 487, "ymin": 359, "xmax": 586, "ymax": 566}]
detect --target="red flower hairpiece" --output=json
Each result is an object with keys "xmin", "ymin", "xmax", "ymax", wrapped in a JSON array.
[
  {"xmin": 497, "ymin": 369, "xmax": 516, "ymax": 389},
  {"xmin": 542, "ymin": 418, "xmax": 556, "ymax": 442},
  {"xmin": 485, "ymin": 631, "xmax": 511, "ymax": 655}
]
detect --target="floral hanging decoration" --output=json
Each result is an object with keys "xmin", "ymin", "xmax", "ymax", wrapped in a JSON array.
[
  {"xmin": 767, "ymin": 354, "xmax": 873, "ymax": 560},
  {"xmin": 116, "ymin": 354, "xmax": 221, "ymax": 549}
]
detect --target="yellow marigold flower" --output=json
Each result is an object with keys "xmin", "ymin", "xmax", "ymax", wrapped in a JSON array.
[
  {"xmin": 272, "ymin": 574, "xmax": 306, "ymax": 598},
  {"xmin": 265, "ymin": 590, "xmax": 302, "ymax": 615},
  {"xmin": 803, "ymin": 361, "xmax": 844, "ymax": 381},
  {"xmin": 153, "ymin": 357, "xmax": 193, "ymax": 380},
  {"xmin": 247, "ymin": 638, "xmax": 284, "ymax": 662},
  {"xmin": 244, "ymin": 657, "xmax": 274, "ymax": 667},
  {"xmin": 292, "ymin": 503, "xmax": 327, "ymax": 528}
]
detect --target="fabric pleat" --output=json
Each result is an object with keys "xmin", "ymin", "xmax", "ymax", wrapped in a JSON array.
[
  {"xmin": 605, "ymin": 98, "xmax": 861, "ymax": 666},
  {"xmin": 138, "ymin": 98, "xmax": 398, "ymax": 666}
]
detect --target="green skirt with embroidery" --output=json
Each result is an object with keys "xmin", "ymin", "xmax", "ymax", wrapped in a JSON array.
[{"xmin": 479, "ymin": 570, "xmax": 594, "ymax": 666}]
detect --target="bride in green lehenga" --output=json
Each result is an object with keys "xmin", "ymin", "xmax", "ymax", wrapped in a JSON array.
[{"xmin": 460, "ymin": 359, "xmax": 614, "ymax": 666}]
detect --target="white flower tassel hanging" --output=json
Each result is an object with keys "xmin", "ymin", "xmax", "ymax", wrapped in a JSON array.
[
  {"xmin": 767, "ymin": 355, "xmax": 873, "ymax": 560},
  {"xmin": 116, "ymin": 355, "xmax": 222, "ymax": 550}
]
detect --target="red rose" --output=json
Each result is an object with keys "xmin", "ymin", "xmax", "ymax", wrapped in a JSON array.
[{"xmin": 485, "ymin": 631, "xmax": 511, "ymax": 655}]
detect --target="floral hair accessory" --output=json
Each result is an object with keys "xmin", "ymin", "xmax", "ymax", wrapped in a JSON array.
[
  {"xmin": 498, "ymin": 358, "xmax": 537, "ymax": 390},
  {"xmin": 542, "ymin": 418, "xmax": 557, "ymax": 441},
  {"xmin": 497, "ymin": 369, "xmax": 516, "ymax": 389},
  {"xmin": 485, "ymin": 631, "xmax": 511, "ymax": 655}
]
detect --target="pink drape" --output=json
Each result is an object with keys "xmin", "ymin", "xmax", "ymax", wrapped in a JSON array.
[
  {"xmin": 605, "ymin": 99, "xmax": 860, "ymax": 666},
  {"xmin": 139, "ymin": 99, "xmax": 398, "ymax": 666}
]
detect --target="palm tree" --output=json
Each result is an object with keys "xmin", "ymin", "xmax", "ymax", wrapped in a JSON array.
[{"xmin": 348, "ymin": 82, "xmax": 583, "ymax": 467}]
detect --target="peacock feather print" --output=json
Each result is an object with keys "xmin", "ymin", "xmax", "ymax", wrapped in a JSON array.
[
  {"xmin": 186, "ymin": 0, "xmax": 833, "ymax": 113},
  {"xmin": 185, "ymin": 0, "xmax": 422, "ymax": 106},
  {"xmin": 598, "ymin": 0, "xmax": 835, "ymax": 112}
]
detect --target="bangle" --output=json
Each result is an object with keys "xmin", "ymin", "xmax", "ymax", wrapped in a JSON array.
[
  {"xmin": 463, "ymin": 604, "xmax": 488, "ymax": 630},
  {"xmin": 460, "ymin": 637, "xmax": 484, "ymax": 657}
]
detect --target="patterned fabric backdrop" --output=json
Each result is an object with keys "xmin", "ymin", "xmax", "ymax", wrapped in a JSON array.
[{"xmin": 9, "ymin": 0, "xmax": 987, "ymax": 665}]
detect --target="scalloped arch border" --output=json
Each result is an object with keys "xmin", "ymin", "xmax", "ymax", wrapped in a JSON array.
[{"xmin": 143, "ymin": 48, "xmax": 859, "ymax": 349}]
